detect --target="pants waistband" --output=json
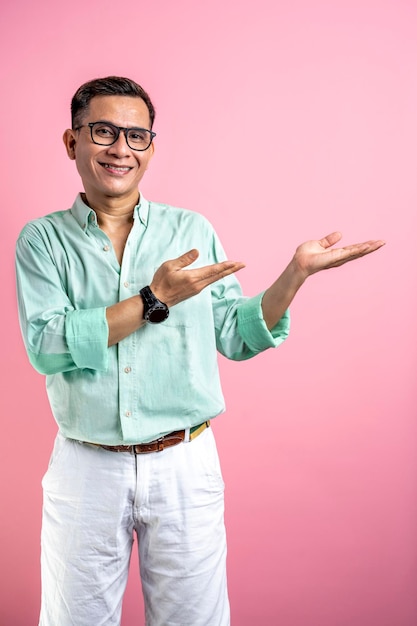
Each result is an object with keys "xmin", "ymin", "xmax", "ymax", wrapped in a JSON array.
[{"xmin": 86, "ymin": 421, "xmax": 210, "ymax": 454}]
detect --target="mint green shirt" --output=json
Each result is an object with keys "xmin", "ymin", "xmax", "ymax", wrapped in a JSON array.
[{"xmin": 16, "ymin": 194, "xmax": 290, "ymax": 444}]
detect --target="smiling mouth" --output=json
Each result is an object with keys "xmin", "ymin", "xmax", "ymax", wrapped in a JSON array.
[{"xmin": 100, "ymin": 163, "xmax": 132, "ymax": 174}]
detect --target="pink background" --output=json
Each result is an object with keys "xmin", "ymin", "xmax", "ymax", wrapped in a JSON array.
[{"xmin": 1, "ymin": 0, "xmax": 416, "ymax": 624}]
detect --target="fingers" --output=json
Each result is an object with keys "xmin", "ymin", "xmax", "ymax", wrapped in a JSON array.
[
  {"xmin": 317, "ymin": 233, "xmax": 385, "ymax": 261},
  {"xmin": 322, "ymin": 239, "xmax": 385, "ymax": 269},
  {"xmin": 338, "ymin": 239, "xmax": 385, "ymax": 258},
  {"xmin": 191, "ymin": 260, "xmax": 246, "ymax": 286},
  {"xmin": 166, "ymin": 249, "xmax": 244, "ymax": 278},
  {"xmin": 319, "ymin": 233, "xmax": 385, "ymax": 254}
]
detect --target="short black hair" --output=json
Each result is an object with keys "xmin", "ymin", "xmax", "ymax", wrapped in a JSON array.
[{"xmin": 71, "ymin": 76, "xmax": 156, "ymax": 129}]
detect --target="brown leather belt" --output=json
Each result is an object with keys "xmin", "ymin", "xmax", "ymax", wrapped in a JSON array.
[{"xmin": 90, "ymin": 421, "xmax": 210, "ymax": 454}]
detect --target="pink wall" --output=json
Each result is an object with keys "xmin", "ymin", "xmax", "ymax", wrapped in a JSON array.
[{"xmin": 1, "ymin": 1, "xmax": 416, "ymax": 624}]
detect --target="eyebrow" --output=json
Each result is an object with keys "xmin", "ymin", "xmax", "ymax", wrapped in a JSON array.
[{"xmin": 91, "ymin": 120, "xmax": 151, "ymax": 131}]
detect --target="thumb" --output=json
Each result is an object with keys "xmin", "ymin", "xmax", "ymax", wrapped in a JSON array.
[
  {"xmin": 174, "ymin": 249, "xmax": 200, "ymax": 269},
  {"xmin": 319, "ymin": 231, "xmax": 342, "ymax": 249}
]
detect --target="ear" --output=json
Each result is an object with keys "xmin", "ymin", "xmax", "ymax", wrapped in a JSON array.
[{"xmin": 63, "ymin": 129, "xmax": 77, "ymax": 160}]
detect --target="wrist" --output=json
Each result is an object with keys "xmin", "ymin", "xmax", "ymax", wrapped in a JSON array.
[
  {"xmin": 286, "ymin": 257, "xmax": 309, "ymax": 287},
  {"xmin": 139, "ymin": 286, "xmax": 169, "ymax": 324}
]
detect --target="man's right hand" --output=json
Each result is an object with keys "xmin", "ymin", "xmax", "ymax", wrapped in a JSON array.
[{"xmin": 150, "ymin": 249, "xmax": 245, "ymax": 307}]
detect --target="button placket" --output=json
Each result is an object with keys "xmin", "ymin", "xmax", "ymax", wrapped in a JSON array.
[{"xmin": 117, "ymin": 209, "xmax": 144, "ymax": 438}]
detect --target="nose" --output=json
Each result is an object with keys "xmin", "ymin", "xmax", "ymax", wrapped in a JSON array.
[{"xmin": 107, "ymin": 131, "xmax": 131, "ymax": 157}]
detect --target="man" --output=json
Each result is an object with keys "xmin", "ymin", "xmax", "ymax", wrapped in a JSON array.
[{"xmin": 16, "ymin": 76, "xmax": 384, "ymax": 626}]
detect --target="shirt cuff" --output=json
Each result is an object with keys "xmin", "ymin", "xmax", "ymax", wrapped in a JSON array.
[
  {"xmin": 65, "ymin": 307, "xmax": 109, "ymax": 371},
  {"xmin": 237, "ymin": 292, "xmax": 290, "ymax": 352}
]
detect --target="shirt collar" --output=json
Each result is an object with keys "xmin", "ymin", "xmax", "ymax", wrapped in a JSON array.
[
  {"xmin": 137, "ymin": 195, "xmax": 149, "ymax": 227},
  {"xmin": 70, "ymin": 193, "xmax": 149, "ymax": 232}
]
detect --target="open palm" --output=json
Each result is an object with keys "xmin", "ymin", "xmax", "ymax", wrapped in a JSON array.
[{"xmin": 294, "ymin": 231, "xmax": 385, "ymax": 278}]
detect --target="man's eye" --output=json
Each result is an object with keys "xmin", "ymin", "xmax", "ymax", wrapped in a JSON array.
[
  {"xmin": 96, "ymin": 126, "xmax": 116, "ymax": 137},
  {"xmin": 129, "ymin": 131, "xmax": 147, "ymax": 142}
]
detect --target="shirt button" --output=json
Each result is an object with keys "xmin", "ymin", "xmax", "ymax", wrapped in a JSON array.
[
  {"xmin": 124, "ymin": 281, "xmax": 130, "ymax": 288},
  {"xmin": 103, "ymin": 245, "xmax": 110, "ymax": 252},
  {"xmin": 125, "ymin": 410, "xmax": 131, "ymax": 417},
  {"xmin": 124, "ymin": 366, "xmax": 131, "ymax": 373}
]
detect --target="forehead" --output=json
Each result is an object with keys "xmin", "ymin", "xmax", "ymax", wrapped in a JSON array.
[{"xmin": 85, "ymin": 95, "xmax": 151, "ymax": 127}]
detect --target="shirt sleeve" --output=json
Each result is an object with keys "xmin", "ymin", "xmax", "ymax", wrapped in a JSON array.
[
  {"xmin": 16, "ymin": 230, "xmax": 109, "ymax": 375},
  {"xmin": 208, "ymin": 226, "xmax": 290, "ymax": 361}
]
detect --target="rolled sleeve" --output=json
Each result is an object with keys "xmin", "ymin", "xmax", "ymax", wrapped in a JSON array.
[
  {"xmin": 65, "ymin": 308, "xmax": 109, "ymax": 371},
  {"xmin": 237, "ymin": 292, "xmax": 290, "ymax": 352}
]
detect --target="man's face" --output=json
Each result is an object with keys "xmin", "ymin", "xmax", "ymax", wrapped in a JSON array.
[{"xmin": 63, "ymin": 95, "xmax": 155, "ymax": 207}]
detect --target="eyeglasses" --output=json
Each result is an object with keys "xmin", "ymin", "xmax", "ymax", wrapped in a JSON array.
[{"xmin": 75, "ymin": 121, "xmax": 156, "ymax": 151}]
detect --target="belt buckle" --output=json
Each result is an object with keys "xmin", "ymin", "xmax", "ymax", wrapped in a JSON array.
[{"xmin": 130, "ymin": 437, "xmax": 166, "ymax": 454}]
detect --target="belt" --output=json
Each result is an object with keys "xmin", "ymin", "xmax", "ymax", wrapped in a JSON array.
[{"xmin": 90, "ymin": 421, "xmax": 210, "ymax": 454}]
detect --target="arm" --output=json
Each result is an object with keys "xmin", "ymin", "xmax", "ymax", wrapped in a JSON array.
[
  {"xmin": 261, "ymin": 232, "xmax": 385, "ymax": 329},
  {"xmin": 16, "ymin": 234, "xmax": 110, "ymax": 374}
]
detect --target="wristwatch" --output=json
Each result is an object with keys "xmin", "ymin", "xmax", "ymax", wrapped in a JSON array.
[{"xmin": 139, "ymin": 286, "xmax": 169, "ymax": 324}]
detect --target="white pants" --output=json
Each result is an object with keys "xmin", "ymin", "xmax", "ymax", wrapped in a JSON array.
[{"xmin": 39, "ymin": 427, "xmax": 229, "ymax": 626}]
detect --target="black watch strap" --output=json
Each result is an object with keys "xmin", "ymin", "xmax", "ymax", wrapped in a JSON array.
[{"xmin": 139, "ymin": 286, "xmax": 169, "ymax": 324}]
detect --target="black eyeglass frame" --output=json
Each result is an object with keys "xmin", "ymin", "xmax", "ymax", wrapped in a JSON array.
[{"xmin": 74, "ymin": 121, "xmax": 156, "ymax": 151}]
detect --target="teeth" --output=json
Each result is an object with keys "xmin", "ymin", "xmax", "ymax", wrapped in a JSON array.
[{"xmin": 103, "ymin": 164, "xmax": 130, "ymax": 171}]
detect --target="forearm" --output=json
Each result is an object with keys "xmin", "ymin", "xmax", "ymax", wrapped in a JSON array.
[
  {"xmin": 20, "ymin": 295, "xmax": 145, "ymax": 373},
  {"xmin": 261, "ymin": 259, "xmax": 306, "ymax": 330},
  {"xmin": 106, "ymin": 295, "xmax": 146, "ymax": 346}
]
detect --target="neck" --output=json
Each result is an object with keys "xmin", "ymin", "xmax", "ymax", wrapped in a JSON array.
[{"xmin": 82, "ymin": 192, "xmax": 140, "ymax": 227}]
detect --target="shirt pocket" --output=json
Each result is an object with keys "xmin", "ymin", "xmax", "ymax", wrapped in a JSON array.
[{"xmin": 162, "ymin": 297, "xmax": 195, "ymax": 327}]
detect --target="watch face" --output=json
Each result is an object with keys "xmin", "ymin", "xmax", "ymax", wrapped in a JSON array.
[{"xmin": 146, "ymin": 305, "xmax": 169, "ymax": 324}]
